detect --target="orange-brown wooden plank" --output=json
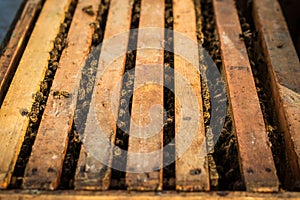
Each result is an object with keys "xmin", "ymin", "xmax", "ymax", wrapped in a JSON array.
[
  {"xmin": 213, "ymin": 0, "xmax": 279, "ymax": 192},
  {"xmin": 74, "ymin": 0, "xmax": 133, "ymax": 190},
  {"xmin": 0, "ymin": 0, "xmax": 43, "ymax": 105},
  {"xmin": 0, "ymin": 0, "xmax": 72, "ymax": 189},
  {"xmin": 22, "ymin": 0, "xmax": 100, "ymax": 190},
  {"xmin": 173, "ymin": 0, "xmax": 209, "ymax": 191},
  {"xmin": 252, "ymin": 0, "xmax": 300, "ymax": 190},
  {"xmin": 1, "ymin": 191, "xmax": 300, "ymax": 200},
  {"xmin": 126, "ymin": 0, "xmax": 164, "ymax": 191}
]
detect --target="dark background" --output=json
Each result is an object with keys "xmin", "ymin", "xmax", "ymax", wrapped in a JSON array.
[
  {"xmin": 279, "ymin": 0, "xmax": 300, "ymax": 57},
  {"xmin": 0, "ymin": 0, "xmax": 23, "ymax": 49}
]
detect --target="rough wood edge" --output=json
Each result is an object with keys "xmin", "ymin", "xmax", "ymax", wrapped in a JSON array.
[
  {"xmin": 173, "ymin": 0, "xmax": 209, "ymax": 191},
  {"xmin": 0, "ymin": 191, "xmax": 299, "ymax": 200},
  {"xmin": 0, "ymin": 0, "xmax": 43, "ymax": 105},
  {"xmin": 0, "ymin": 0, "xmax": 72, "ymax": 189},
  {"xmin": 126, "ymin": 0, "xmax": 165, "ymax": 191},
  {"xmin": 252, "ymin": 0, "xmax": 300, "ymax": 190},
  {"xmin": 213, "ymin": 0, "xmax": 279, "ymax": 192},
  {"xmin": 74, "ymin": 0, "xmax": 133, "ymax": 190},
  {"xmin": 22, "ymin": 0, "xmax": 99, "ymax": 190}
]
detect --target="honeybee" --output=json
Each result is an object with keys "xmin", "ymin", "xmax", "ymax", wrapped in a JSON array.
[
  {"xmin": 53, "ymin": 90, "xmax": 70, "ymax": 99},
  {"xmin": 82, "ymin": 5, "xmax": 95, "ymax": 16}
]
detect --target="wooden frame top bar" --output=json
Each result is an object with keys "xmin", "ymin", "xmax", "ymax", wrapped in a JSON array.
[
  {"xmin": 0, "ymin": 191, "xmax": 300, "ymax": 200},
  {"xmin": 213, "ymin": 0, "xmax": 279, "ymax": 192}
]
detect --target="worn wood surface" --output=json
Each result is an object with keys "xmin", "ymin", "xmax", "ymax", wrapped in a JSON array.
[
  {"xmin": 0, "ymin": 0, "xmax": 43, "ymax": 105},
  {"xmin": 0, "ymin": 0, "xmax": 298, "ymax": 194},
  {"xmin": 213, "ymin": 0, "xmax": 279, "ymax": 192},
  {"xmin": 0, "ymin": 0, "xmax": 72, "ymax": 189},
  {"xmin": 0, "ymin": 191, "xmax": 300, "ymax": 200},
  {"xmin": 74, "ymin": 0, "xmax": 133, "ymax": 190},
  {"xmin": 126, "ymin": 0, "xmax": 165, "ymax": 191},
  {"xmin": 22, "ymin": 0, "xmax": 100, "ymax": 190},
  {"xmin": 173, "ymin": 0, "xmax": 209, "ymax": 191},
  {"xmin": 253, "ymin": 0, "xmax": 300, "ymax": 190}
]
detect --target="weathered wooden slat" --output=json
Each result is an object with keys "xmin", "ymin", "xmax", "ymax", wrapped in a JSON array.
[
  {"xmin": 252, "ymin": 0, "xmax": 300, "ymax": 190},
  {"xmin": 1, "ymin": 191, "xmax": 300, "ymax": 200},
  {"xmin": 213, "ymin": 0, "xmax": 279, "ymax": 192},
  {"xmin": 0, "ymin": 0, "xmax": 72, "ymax": 189},
  {"xmin": 0, "ymin": 0, "xmax": 43, "ymax": 105},
  {"xmin": 172, "ymin": 0, "xmax": 209, "ymax": 191},
  {"xmin": 74, "ymin": 0, "xmax": 133, "ymax": 190},
  {"xmin": 126, "ymin": 0, "xmax": 164, "ymax": 191},
  {"xmin": 22, "ymin": 0, "xmax": 100, "ymax": 190}
]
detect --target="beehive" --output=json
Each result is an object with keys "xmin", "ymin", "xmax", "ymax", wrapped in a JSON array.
[{"xmin": 0, "ymin": 0, "xmax": 299, "ymax": 199}]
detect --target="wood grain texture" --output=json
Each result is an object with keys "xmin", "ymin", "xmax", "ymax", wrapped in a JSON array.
[
  {"xmin": 253, "ymin": 0, "xmax": 300, "ymax": 190},
  {"xmin": 0, "ymin": 0, "xmax": 72, "ymax": 189},
  {"xmin": 22, "ymin": 0, "xmax": 100, "ymax": 190},
  {"xmin": 173, "ymin": 0, "xmax": 209, "ymax": 191},
  {"xmin": 0, "ymin": 0, "xmax": 43, "ymax": 105},
  {"xmin": 0, "ymin": 191, "xmax": 300, "ymax": 200},
  {"xmin": 74, "ymin": 0, "xmax": 133, "ymax": 190},
  {"xmin": 126, "ymin": 0, "xmax": 165, "ymax": 191},
  {"xmin": 213, "ymin": 0, "xmax": 279, "ymax": 192}
]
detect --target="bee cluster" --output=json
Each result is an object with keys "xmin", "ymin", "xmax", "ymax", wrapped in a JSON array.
[
  {"xmin": 199, "ymin": 0, "xmax": 222, "ymax": 70},
  {"xmin": 8, "ymin": 0, "xmax": 286, "ymax": 191},
  {"xmin": 213, "ymin": 114, "xmax": 245, "ymax": 190},
  {"xmin": 199, "ymin": 0, "xmax": 243, "ymax": 190},
  {"xmin": 74, "ymin": 0, "xmax": 110, "ymax": 138},
  {"xmin": 59, "ymin": 127, "xmax": 81, "ymax": 189},
  {"xmin": 66, "ymin": 0, "xmax": 111, "ymax": 189},
  {"xmin": 162, "ymin": 0, "xmax": 175, "ymax": 189},
  {"xmin": 110, "ymin": 0, "xmax": 141, "ymax": 189},
  {"xmin": 90, "ymin": 0, "xmax": 110, "ymax": 46},
  {"xmin": 116, "ymin": 70, "xmax": 135, "ymax": 135},
  {"xmin": 199, "ymin": 0, "xmax": 220, "ymax": 190},
  {"xmin": 10, "ymin": 0, "xmax": 78, "ymax": 189}
]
